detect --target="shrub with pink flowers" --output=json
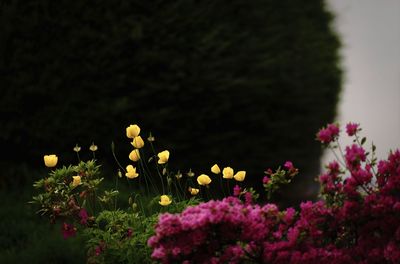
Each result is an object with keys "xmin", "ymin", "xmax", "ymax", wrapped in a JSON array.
[
  {"xmin": 32, "ymin": 122, "xmax": 400, "ymax": 263},
  {"xmin": 149, "ymin": 123, "xmax": 400, "ymax": 263}
]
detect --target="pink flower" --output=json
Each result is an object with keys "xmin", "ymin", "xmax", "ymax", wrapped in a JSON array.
[
  {"xmin": 95, "ymin": 242, "xmax": 106, "ymax": 256},
  {"xmin": 61, "ymin": 222, "xmax": 76, "ymax": 239},
  {"xmin": 316, "ymin": 123, "xmax": 340, "ymax": 144},
  {"xmin": 327, "ymin": 123, "xmax": 340, "ymax": 137},
  {"xmin": 79, "ymin": 208, "xmax": 88, "ymax": 225},
  {"xmin": 327, "ymin": 161, "xmax": 340, "ymax": 174},
  {"xmin": 244, "ymin": 192, "xmax": 253, "ymax": 205},
  {"xmin": 233, "ymin": 185, "xmax": 241, "ymax": 196},
  {"xmin": 345, "ymin": 144, "xmax": 366, "ymax": 169},
  {"xmin": 263, "ymin": 176, "xmax": 270, "ymax": 184},
  {"xmin": 346, "ymin": 122, "xmax": 359, "ymax": 136},
  {"xmin": 284, "ymin": 161, "xmax": 294, "ymax": 170},
  {"xmin": 127, "ymin": 228, "xmax": 133, "ymax": 238}
]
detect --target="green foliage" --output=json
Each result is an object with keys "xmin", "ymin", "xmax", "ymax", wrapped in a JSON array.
[
  {"xmin": 30, "ymin": 157, "xmax": 201, "ymax": 263},
  {"xmin": 0, "ymin": 189, "xmax": 85, "ymax": 264},
  {"xmin": 263, "ymin": 166, "xmax": 299, "ymax": 200},
  {"xmin": 31, "ymin": 160, "xmax": 103, "ymax": 222},
  {"xmin": 84, "ymin": 197, "xmax": 200, "ymax": 264},
  {"xmin": 84, "ymin": 210, "xmax": 154, "ymax": 264},
  {"xmin": 1, "ymin": 0, "xmax": 341, "ymax": 204}
]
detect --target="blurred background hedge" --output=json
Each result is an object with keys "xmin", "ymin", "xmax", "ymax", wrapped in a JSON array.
[{"xmin": 0, "ymin": 0, "xmax": 341, "ymax": 204}]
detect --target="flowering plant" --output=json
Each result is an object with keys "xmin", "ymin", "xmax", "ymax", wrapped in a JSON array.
[
  {"xmin": 31, "ymin": 123, "xmax": 249, "ymax": 263},
  {"xmin": 32, "ymin": 122, "xmax": 400, "ymax": 263},
  {"xmin": 149, "ymin": 123, "xmax": 400, "ymax": 263}
]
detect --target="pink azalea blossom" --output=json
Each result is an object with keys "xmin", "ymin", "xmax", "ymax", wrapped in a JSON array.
[
  {"xmin": 61, "ymin": 222, "xmax": 76, "ymax": 239},
  {"xmin": 346, "ymin": 122, "xmax": 359, "ymax": 136}
]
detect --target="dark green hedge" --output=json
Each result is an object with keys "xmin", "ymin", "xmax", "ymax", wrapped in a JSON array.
[{"xmin": 0, "ymin": 0, "xmax": 341, "ymax": 203}]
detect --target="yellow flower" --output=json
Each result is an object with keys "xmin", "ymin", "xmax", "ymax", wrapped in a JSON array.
[
  {"xmin": 126, "ymin": 165, "xmax": 139, "ymax": 179},
  {"xmin": 73, "ymin": 144, "xmax": 81, "ymax": 152},
  {"xmin": 43, "ymin": 154, "xmax": 58, "ymax": 167},
  {"xmin": 126, "ymin": 124, "xmax": 141, "ymax": 138},
  {"xmin": 186, "ymin": 169, "xmax": 195, "ymax": 177},
  {"xmin": 222, "ymin": 167, "xmax": 234, "ymax": 179},
  {"xmin": 159, "ymin": 195, "xmax": 172, "ymax": 206},
  {"xmin": 211, "ymin": 164, "xmax": 221, "ymax": 174},
  {"xmin": 129, "ymin": 149, "xmax": 141, "ymax": 162},
  {"xmin": 157, "ymin": 150, "xmax": 170, "ymax": 164},
  {"xmin": 175, "ymin": 171, "xmax": 183, "ymax": 179},
  {"xmin": 131, "ymin": 136, "xmax": 145, "ymax": 149},
  {"xmin": 147, "ymin": 132, "xmax": 155, "ymax": 142},
  {"xmin": 89, "ymin": 142, "xmax": 98, "ymax": 152},
  {"xmin": 188, "ymin": 187, "xmax": 200, "ymax": 195},
  {"xmin": 72, "ymin": 176, "xmax": 81, "ymax": 187},
  {"xmin": 197, "ymin": 174, "xmax": 212, "ymax": 186},
  {"xmin": 233, "ymin": 171, "xmax": 246, "ymax": 182}
]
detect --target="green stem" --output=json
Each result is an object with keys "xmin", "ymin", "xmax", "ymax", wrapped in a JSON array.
[{"xmin": 149, "ymin": 141, "xmax": 166, "ymax": 194}]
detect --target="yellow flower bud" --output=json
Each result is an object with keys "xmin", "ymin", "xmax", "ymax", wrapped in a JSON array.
[
  {"xmin": 197, "ymin": 174, "xmax": 212, "ymax": 186},
  {"xmin": 211, "ymin": 164, "xmax": 221, "ymax": 174},
  {"xmin": 72, "ymin": 176, "xmax": 81, "ymax": 187},
  {"xmin": 129, "ymin": 149, "xmax": 141, "ymax": 162},
  {"xmin": 175, "ymin": 171, "xmax": 183, "ymax": 179},
  {"xmin": 188, "ymin": 187, "xmax": 200, "ymax": 195},
  {"xmin": 222, "ymin": 167, "xmax": 234, "ymax": 179},
  {"xmin": 125, "ymin": 165, "xmax": 139, "ymax": 179},
  {"xmin": 89, "ymin": 143, "xmax": 98, "ymax": 152},
  {"xmin": 186, "ymin": 169, "xmax": 195, "ymax": 177},
  {"xmin": 126, "ymin": 124, "xmax": 141, "ymax": 138},
  {"xmin": 44, "ymin": 154, "xmax": 58, "ymax": 167},
  {"xmin": 157, "ymin": 150, "xmax": 170, "ymax": 164},
  {"xmin": 233, "ymin": 171, "xmax": 246, "ymax": 182},
  {"xmin": 73, "ymin": 144, "xmax": 81, "ymax": 152},
  {"xmin": 131, "ymin": 136, "xmax": 145, "ymax": 149},
  {"xmin": 147, "ymin": 132, "xmax": 155, "ymax": 142},
  {"xmin": 159, "ymin": 195, "xmax": 172, "ymax": 206}
]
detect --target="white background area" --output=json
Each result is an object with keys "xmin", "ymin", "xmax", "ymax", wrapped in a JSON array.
[{"xmin": 322, "ymin": 0, "xmax": 400, "ymax": 166}]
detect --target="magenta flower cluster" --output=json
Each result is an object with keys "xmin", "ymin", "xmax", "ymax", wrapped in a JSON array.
[
  {"xmin": 149, "ymin": 123, "xmax": 400, "ymax": 263},
  {"xmin": 316, "ymin": 123, "xmax": 340, "ymax": 144}
]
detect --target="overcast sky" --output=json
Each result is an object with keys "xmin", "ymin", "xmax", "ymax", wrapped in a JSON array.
[{"xmin": 322, "ymin": 0, "xmax": 400, "ymax": 165}]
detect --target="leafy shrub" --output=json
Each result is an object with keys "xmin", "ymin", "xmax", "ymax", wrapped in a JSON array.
[
  {"xmin": 149, "ymin": 123, "xmax": 400, "ymax": 263},
  {"xmin": 1, "ymin": 0, "xmax": 341, "ymax": 204},
  {"xmin": 31, "ymin": 123, "xmax": 244, "ymax": 263}
]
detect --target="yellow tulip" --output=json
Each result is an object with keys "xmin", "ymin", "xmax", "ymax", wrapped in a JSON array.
[
  {"xmin": 222, "ymin": 167, "xmax": 234, "ymax": 179},
  {"xmin": 72, "ymin": 176, "xmax": 82, "ymax": 187},
  {"xmin": 44, "ymin": 154, "xmax": 58, "ymax": 167},
  {"xmin": 233, "ymin": 171, "xmax": 246, "ymax": 182},
  {"xmin": 126, "ymin": 124, "xmax": 141, "ymax": 138},
  {"xmin": 159, "ymin": 195, "xmax": 172, "ymax": 206},
  {"xmin": 188, "ymin": 187, "xmax": 200, "ymax": 195},
  {"xmin": 129, "ymin": 149, "xmax": 141, "ymax": 162},
  {"xmin": 126, "ymin": 165, "xmax": 139, "ymax": 179},
  {"xmin": 131, "ymin": 136, "xmax": 145, "ymax": 149},
  {"xmin": 197, "ymin": 174, "xmax": 212, "ymax": 186},
  {"xmin": 211, "ymin": 164, "xmax": 221, "ymax": 174},
  {"xmin": 157, "ymin": 150, "xmax": 170, "ymax": 164}
]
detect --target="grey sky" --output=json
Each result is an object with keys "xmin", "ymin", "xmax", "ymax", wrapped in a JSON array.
[{"xmin": 323, "ymin": 0, "xmax": 400, "ymax": 165}]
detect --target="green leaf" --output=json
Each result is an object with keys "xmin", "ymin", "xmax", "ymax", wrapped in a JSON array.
[{"xmin": 361, "ymin": 137, "xmax": 366, "ymax": 145}]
